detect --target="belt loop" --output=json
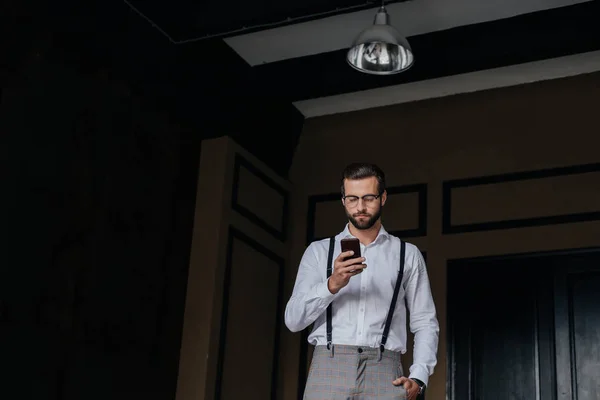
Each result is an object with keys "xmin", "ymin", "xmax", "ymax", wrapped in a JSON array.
[
  {"xmin": 327, "ymin": 342, "xmax": 334, "ymax": 358},
  {"xmin": 377, "ymin": 344, "xmax": 384, "ymax": 362}
]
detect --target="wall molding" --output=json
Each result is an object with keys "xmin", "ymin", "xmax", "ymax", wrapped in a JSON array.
[
  {"xmin": 442, "ymin": 163, "xmax": 600, "ymax": 234},
  {"xmin": 215, "ymin": 226, "xmax": 285, "ymax": 400},
  {"xmin": 306, "ymin": 183, "xmax": 428, "ymax": 245},
  {"xmin": 231, "ymin": 153, "xmax": 289, "ymax": 241}
]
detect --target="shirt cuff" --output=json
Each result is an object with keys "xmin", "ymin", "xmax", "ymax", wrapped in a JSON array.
[
  {"xmin": 408, "ymin": 366, "xmax": 430, "ymax": 387},
  {"xmin": 316, "ymin": 278, "xmax": 338, "ymax": 301}
]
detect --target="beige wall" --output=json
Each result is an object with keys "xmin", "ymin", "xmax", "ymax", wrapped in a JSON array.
[
  {"xmin": 176, "ymin": 137, "xmax": 291, "ymax": 400},
  {"xmin": 282, "ymin": 72, "xmax": 600, "ymax": 400}
]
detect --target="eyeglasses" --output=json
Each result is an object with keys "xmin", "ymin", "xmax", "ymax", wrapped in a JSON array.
[{"xmin": 343, "ymin": 194, "xmax": 381, "ymax": 207}]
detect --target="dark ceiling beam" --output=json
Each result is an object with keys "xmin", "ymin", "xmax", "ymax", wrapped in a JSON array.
[{"xmin": 252, "ymin": 1, "xmax": 600, "ymax": 102}]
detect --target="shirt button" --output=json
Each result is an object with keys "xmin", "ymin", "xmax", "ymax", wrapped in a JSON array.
[
  {"xmin": 360, "ymin": 308, "xmax": 364, "ymax": 312},
  {"xmin": 358, "ymin": 331, "xmax": 362, "ymax": 335}
]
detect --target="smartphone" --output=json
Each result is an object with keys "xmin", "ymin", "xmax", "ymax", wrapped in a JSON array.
[{"xmin": 340, "ymin": 238, "xmax": 361, "ymax": 260}]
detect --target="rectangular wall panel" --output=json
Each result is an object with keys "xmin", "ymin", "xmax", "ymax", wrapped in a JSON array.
[
  {"xmin": 443, "ymin": 163, "xmax": 600, "ymax": 234},
  {"xmin": 232, "ymin": 154, "xmax": 289, "ymax": 241},
  {"xmin": 306, "ymin": 184, "xmax": 427, "ymax": 244},
  {"xmin": 215, "ymin": 228, "xmax": 284, "ymax": 400}
]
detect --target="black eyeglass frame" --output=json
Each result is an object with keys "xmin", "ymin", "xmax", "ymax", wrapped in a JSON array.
[{"xmin": 342, "ymin": 193, "xmax": 382, "ymax": 203}]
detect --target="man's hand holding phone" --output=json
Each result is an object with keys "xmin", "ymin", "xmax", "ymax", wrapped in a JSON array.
[{"xmin": 327, "ymin": 239, "xmax": 366, "ymax": 294}]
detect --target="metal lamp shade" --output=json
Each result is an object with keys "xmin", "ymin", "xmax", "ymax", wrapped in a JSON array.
[{"xmin": 347, "ymin": 6, "xmax": 414, "ymax": 75}]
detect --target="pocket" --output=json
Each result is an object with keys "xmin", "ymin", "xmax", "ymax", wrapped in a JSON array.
[
  {"xmin": 395, "ymin": 386, "xmax": 408, "ymax": 400},
  {"xmin": 393, "ymin": 365, "xmax": 408, "ymax": 400},
  {"xmin": 396, "ymin": 364, "xmax": 404, "ymax": 379}
]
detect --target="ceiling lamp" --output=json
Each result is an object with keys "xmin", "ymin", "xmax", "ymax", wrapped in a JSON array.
[{"xmin": 346, "ymin": 3, "xmax": 414, "ymax": 75}]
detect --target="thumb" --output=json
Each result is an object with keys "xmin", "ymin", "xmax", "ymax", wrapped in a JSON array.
[{"xmin": 392, "ymin": 376, "xmax": 408, "ymax": 386}]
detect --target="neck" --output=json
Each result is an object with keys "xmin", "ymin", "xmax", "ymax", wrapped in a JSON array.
[{"xmin": 348, "ymin": 220, "xmax": 381, "ymax": 245}]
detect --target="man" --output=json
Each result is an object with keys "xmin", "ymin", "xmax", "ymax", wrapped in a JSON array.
[{"xmin": 285, "ymin": 163, "xmax": 439, "ymax": 400}]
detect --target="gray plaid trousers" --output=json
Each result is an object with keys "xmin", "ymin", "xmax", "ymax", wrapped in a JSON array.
[{"xmin": 303, "ymin": 345, "xmax": 408, "ymax": 400}]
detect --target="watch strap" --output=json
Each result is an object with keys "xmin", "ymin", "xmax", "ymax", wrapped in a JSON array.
[{"xmin": 412, "ymin": 378, "xmax": 426, "ymax": 394}]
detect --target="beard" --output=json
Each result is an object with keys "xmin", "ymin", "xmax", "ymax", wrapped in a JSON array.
[{"xmin": 346, "ymin": 207, "xmax": 382, "ymax": 230}]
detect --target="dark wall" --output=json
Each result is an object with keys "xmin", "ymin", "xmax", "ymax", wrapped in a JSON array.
[
  {"xmin": 1, "ymin": 1, "xmax": 302, "ymax": 399},
  {"xmin": 2, "ymin": 40, "xmax": 201, "ymax": 400}
]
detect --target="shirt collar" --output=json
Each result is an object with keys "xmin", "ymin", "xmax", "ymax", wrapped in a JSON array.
[{"xmin": 338, "ymin": 223, "xmax": 390, "ymax": 244}]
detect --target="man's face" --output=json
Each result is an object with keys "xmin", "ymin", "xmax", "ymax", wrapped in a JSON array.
[{"xmin": 342, "ymin": 176, "xmax": 387, "ymax": 230}]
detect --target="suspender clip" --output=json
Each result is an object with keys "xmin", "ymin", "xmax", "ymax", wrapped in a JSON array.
[
  {"xmin": 327, "ymin": 342, "xmax": 334, "ymax": 357},
  {"xmin": 377, "ymin": 344, "xmax": 384, "ymax": 361}
]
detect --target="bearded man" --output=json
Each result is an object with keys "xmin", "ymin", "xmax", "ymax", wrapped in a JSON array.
[{"xmin": 285, "ymin": 162, "xmax": 439, "ymax": 400}]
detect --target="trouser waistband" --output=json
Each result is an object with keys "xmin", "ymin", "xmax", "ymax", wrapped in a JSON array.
[{"xmin": 314, "ymin": 344, "xmax": 402, "ymax": 362}]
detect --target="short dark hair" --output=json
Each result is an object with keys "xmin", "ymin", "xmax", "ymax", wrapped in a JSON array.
[{"xmin": 340, "ymin": 163, "xmax": 386, "ymax": 196}]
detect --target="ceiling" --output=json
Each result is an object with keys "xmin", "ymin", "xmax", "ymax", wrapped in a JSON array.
[
  {"xmin": 124, "ymin": 0, "xmax": 600, "ymax": 118},
  {"xmin": 55, "ymin": 0, "xmax": 597, "ymax": 175},
  {"xmin": 225, "ymin": 0, "xmax": 591, "ymax": 65}
]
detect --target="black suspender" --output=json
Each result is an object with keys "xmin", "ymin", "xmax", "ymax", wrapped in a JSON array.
[
  {"xmin": 326, "ymin": 236, "xmax": 335, "ymax": 350},
  {"xmin": 381, "ymin": 239, "xmax": 406, "ymax": 353},
  {"xmin": 325, "ymin": 237, "xmax": 406, "ymax": 354}
]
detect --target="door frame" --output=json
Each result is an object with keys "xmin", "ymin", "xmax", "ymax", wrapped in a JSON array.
[{"xmin": 446, "ymin": 245, "xmax": 600, "ymax": 400}]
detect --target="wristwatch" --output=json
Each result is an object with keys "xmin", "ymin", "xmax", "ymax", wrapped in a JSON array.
[{"xmin": 412, "ymin": 378, "xmax": 426, "ymax": 394}]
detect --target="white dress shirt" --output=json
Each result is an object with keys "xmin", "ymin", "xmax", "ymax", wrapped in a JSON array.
[{"xmin": 285, "ymin": 224, "xmax": 439, "ymax": 385}]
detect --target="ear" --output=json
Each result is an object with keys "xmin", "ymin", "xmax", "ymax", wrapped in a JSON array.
[{"xmin": 381, "ymin": 190, "xmax": 388, "ymax": 207}]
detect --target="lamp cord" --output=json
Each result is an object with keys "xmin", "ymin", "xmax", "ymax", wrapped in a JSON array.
[{"xmin": 123, "ymin": 0, "xmax": 403, "ymax": 44}]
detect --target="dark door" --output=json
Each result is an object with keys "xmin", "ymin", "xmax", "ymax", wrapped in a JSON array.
[{"xmin": 447, "ymin": 248, "xmax": 600, "ymax": 400}]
